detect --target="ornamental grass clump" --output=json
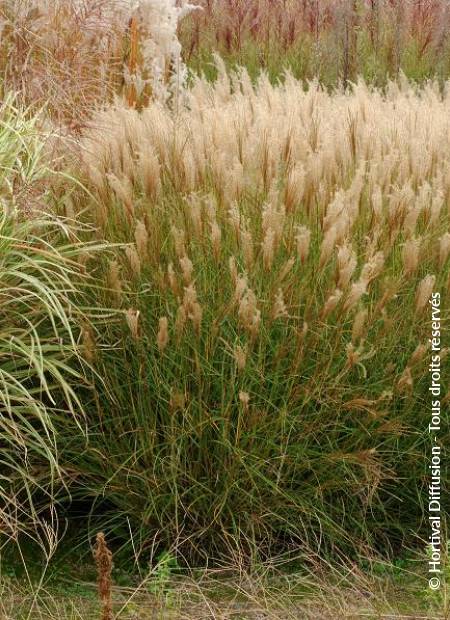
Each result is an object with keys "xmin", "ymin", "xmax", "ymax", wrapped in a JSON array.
[
  {"xmin": 0, "ymin": 98, "xmax": 103, "ymax": 544},
  {"xmin": 181, "ymin": 0, "xmax": 450, "ymax": 84},
  {"xmin": 56, "ymin": 68, "xmax": 450, "ymax": 561},
  {"xmin": 0, "ymin": 0, "xmax": 198, "ymax": 125}
]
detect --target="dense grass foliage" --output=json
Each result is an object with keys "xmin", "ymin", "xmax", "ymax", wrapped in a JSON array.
[
  {"xmin": 36, "ymin": 71, "xmax": 448, "ymax": 561},
  {"xmin": 0, "ymin": 100, "xmax": 103, "ymax": 545},
  {"xmin": 0, "ymin": 0, "xmax": 449, "ymax": 592},
  {"xmin": 181, "ymin": 0, "xmax": 450, "ymax": 84}
]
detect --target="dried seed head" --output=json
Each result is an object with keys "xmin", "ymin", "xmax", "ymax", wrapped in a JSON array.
[
  {"xmin": 157, "ymin": 316, "xmax": 169, "ymax": 352},
  {"xmin": 82, "ymin": 326, "xmax": 96, "ymax": 364},
  {"xmin": 415, "ymin": 274, "xmax": 436, "ymax": 314},
  {"xmin": 239, "ymin": 391, "xmax": 250, "ymax": 409},
  {"xmin": 409, "ymin": 342, "xmax": 428, "ymax": 365},
  {"xmin": 322, "ymin": 288, "xmax": 343, "ymax": 318},
  {"xmin": 167, "ymin": 262, "xmax": 179, "ymax": 295},
  {"xmin": 125, "ymin": 245, "xmax": 141, "ymax": 278},
  {"xmin": 94, "ymin": 532, "xmax": 113, "ymax": 620},
  {"xmin": 295, "ymin": 225, "xmax": 311, "ymax": 263},
  {"xmin": 190, "ymin": 301, "xmax": 203, "ymax": 333},
  {"xmin": 263, "ymin": 199, "xmax": 285, "ymax": 243},
  {"xmin": 138, "ymin": 149, "xmax": 161, "ymax": 199},
  {"xmin": 238, "ymin": 287, "xmax": 260, "ymax": 336},
  {"xmin": 430, "ymin": 190, "xmax": 443, "ymax": 226},
  {"xmin": 279, "ymin": 257, "xmax": 295, "ymax": 281},
  {"xmin": 397, "ymin": 367, "xmax": 413, "ymax": 393},
  {"xmin": 272, "ymin": 288, "xmax": 288, "ymax": 319},
  {"xmin": 179, "ymin": 254, "xmax": 194, "ymax": 284},
  {"xmin": 240, "ymin": 224, "xmax": 254, "ymax": 268},
  {"xmin": 439, "ymin": 232, "xmax": 450, "ymax": 267},
  {"xmin": 183, "ymin": 284, "xmax": 202, "ymax": 333},
  {"xmin": 175, "ymin": 304, "xmax": 187, "ymax": 338},
  {"xmin": 371, "ymin": 186, "xmax": 383, "ymax": 220},
  {"xmin": 344, "ymin": 280, "xmax": 367, "ymax": 312},
  {"xmin": 234, "ymin": 273, "xmax": 248, "ymax": 304},
  {"xmin": 108, "ymin": 260, "xmax": 122, "ymax": 299},
  {"xmin": 135, "ymin": 220, "xmax": 149, "ymax": 259},
  {"xmin": 360, "ymin": 251, "xmax": 384, "ymax": 285},
  {"xmin": 106, "ymin": 173, "xmax": 133, "ymax": 220},
  {"xmin": 319, "ymin": 227, "xmax": 337, "ymax": 269},
  {"xmin": 228, "ymin": 202, "xmax": 241, "ymax": 236},
  {"xmin": 285, "ymin": 164, "xmax": 305, "ymax": 212},
  {"xmin": 188, "ymin": 196, "xmax": 203, "ymax": 236},
  {"xmin": 234, "ymin": 344, "xmax": 247, "ymax": 371},
  {"xmin": 262, "ymin": 227, "xmax": 275, "ymax": 271},
  {"xmin": 403, "ymin": 204, "xmax": 422, "ymax": 237},
  {"xmin": 337, "ymin": 243, "xmax": 357, "ymax": 289},
  {"xmin": 402, "ymin": 238, "xmax": 420, "ymax": 276},
  {"xmin": 345, "ymin": 342, "xmax": 361, "ymax": 368},
  {"xmin": 125, "ymin": 308, "xmax": 140, "ymax": 340}
]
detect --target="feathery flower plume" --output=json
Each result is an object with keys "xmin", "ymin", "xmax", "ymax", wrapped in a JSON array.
[
  {"xmin": 138, "ymin": 149, "xmax": 161, "ymax": 198},
  {"xmin": 183, "ymin": 284, "xmax": 202, "ymax": 333},
  {"xmin": 188, "ymin": 196, "xmax": 203, "ymax": 236},
  {"xmin": 108, "ymin": 260, "xmax": 123, "ymax": 299},
  {"xmin": 179, "ymin": 255, "xmax": 194, "ymax": 284},
  {"xmin": 175, "ymin": 303, "xmax": 187, "ymax": 338},
  {"xmin": 125, "ymin": 245, "xmax": 141, "ymax": 278},
  {"xmin": 262, "ymin": 228, "xmax": 276, "ymax": 271},
  {"xmin": 319, "ymin": 227, "xmax": 338, "ymax": 269},
  {"xmin": 126, "ymin": 308, "xmax": 140, "ymax": 340},
  {"xmin": 233, "ymin": 344, "xmax": 247, "ymax": 372},
  {"xmin": 240, "ymin": 224, "xmax": 254, "ymax": 268},
  {"xmin": 295, "ymin": 225, "xmax": 311, "ymax": 263},
  {"xmin": 239, "ymin": 391, "xmax": 250, "ymax": 410},
  {"xmin": 157, "ymin": 316, "xmax": 169, "ymax": 352},
  {"xmin": 210, "ymin": 220, "xmax": 222, "ymax": 260},
  {"xmin": 167, "ymin": 263, "xmax": 179, "ymax": 295},
  {"xmin": 344, "ymin": 280, "xmax": 368, "ymax": 313},
  {"xmin": 402, "ymin": 238, "xmax": 421, "ymax": 276},
  {"xmin": 106, "ymin": 173, "xmax": 134, "ymax": 220},
  {"xmin": 322, "ymin": 288, "xmax": 343, "ymax": 319},
  {"xmin": 279, "ymin": 257, "xmax": 295, "ymax": 281},
  {"xmin": 285, "ymin": 164, "xmax": 305, "ymax": 212},
  {"xmin": 409, "ymin": 342, "xmax": 429, "ymax": 366},
  {"xmin": 228, "ymin": 202, "xmax": 241, "ymax": 237},
  {"xmin": 415, "ymin": 274, "xmax": 436, "ymax": 314},
  {"xmin": 272, "ymin": 289, "xmax": 289, "ymax": 319},
  {"xmin": 439, "ymin": 232, "xmax": 450, "ymax": 267},
  {"xmin": 135, "ymin": 220, "xmax": 149, "ymax": 260},
  {"xmin": 360, "ymin": 251, "xmax": 384, "ymax": 285},
  {"xmin": 126, "ymin": 0, "xmax": 200, "ymax": 104},
  {"xmin": 397, "ymin": 367, "xmax": 413, "ymax": 393},
  {"xmin": 337, "ymin": 243, "xmax": 357, "ymax": 289},
  {"xmin": 238, "ymin": 287, "xmax": 261, "ymax": 337}
]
